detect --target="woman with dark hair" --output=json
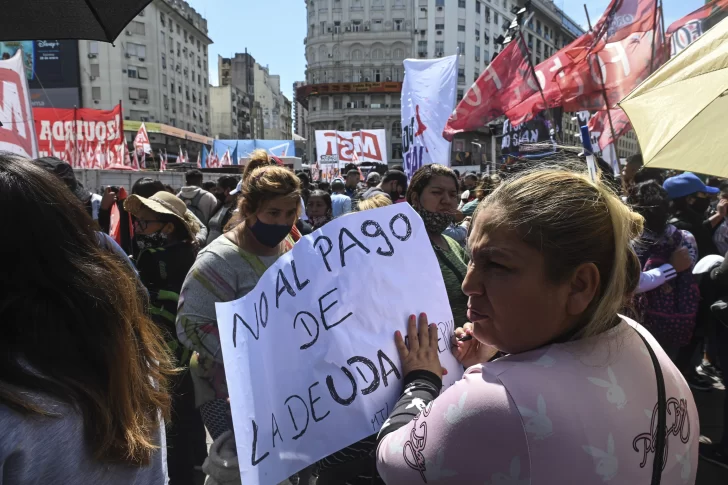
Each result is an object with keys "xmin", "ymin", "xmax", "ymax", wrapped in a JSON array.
[
  {"xmin": 0, "ymin": 154, "xmax": 174, "ymax": 483},
  {"xmin": 306, "ymin": 189, "xmax": 333, "ymax": 229},
  {"xmin": 133, "ymin": 177, "xmax": 207, "ymax": 249},
  {"xmin": 125, "ymin": 192, "xmax": 208, "ymax": 485},
  {"xmin": 406, "ymin": 164, "xmax": 469, "ymax": 327},
  {"xmin": 628, "ymin": 181, "xmax": 700, "ymax": 361}
]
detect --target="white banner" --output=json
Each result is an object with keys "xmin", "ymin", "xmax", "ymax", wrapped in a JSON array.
[
  {"xmin": 401, "ymin": 55, "xmax": 458, "ymax": 179},
  {"xmin": 0, "ymin": 50, "xmax": 38, "ymax": 159},
  {"xmin": 216, "ymin": 204, "xmax": 462, "ymax": 485},
  {"xmin": 315, "ymin": 129, "xmax": 388, "ymax": 169}
]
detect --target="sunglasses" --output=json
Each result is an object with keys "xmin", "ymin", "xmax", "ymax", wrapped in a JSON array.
[{"xmin": 133, "ymin": 219, "xmax": 166, "ymax": 231}]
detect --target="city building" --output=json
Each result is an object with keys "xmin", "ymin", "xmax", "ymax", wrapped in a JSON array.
[
  {"xmin": 516, "ymin": 0, "xmax": 584, "ymax": 66},
  {"xmin": 293, "ymin": 81, "xmax": 309, "ymax": 138},
  {"xmin": 219, "ymin": 51, "xmax": 291, "ymax": 139},
  {"xmin": 299, "ymin": 0, "xmax": 414, "ymax": 165},
  {"xmin": 78, "ymin": 0, "xmax": 213, "ymax": 157},
  {"xmin": 209, "ymin": 84, "xmax": 252, "ymax": 139}
]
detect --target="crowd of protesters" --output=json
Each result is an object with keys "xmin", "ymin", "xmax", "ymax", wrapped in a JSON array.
[{"xmin": 1, "ymin": 145, "xmax": 727, "ymax": 485}]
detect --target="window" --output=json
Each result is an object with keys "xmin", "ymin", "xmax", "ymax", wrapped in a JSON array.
[
  {"xmin": 126, "ymin": 43, "xmax": 146, "ymax": 58},
  {"xmin": 435, "ymin": 41, "xmax": 444, "ymax": 55},
  {"xmin": 394, "ymin": 19, "xmax": 403, "ymax": 31},
  {"xmin": 458, "ymin": 19, "xmax": 465, "ymax": 32},
  {"xmin": 352, "ymin": 20, "xmax": 361, "ymax": 32},
  {"xmin": 88, "ymin": 41, "xmax": 99, "ymax": 55},
  {"xmin": 128, "ymin": 67, "xmax": 138, "ymax": 79},
  {"xmin": 476, "ymin": 1, "xmax": 481, "ymax": 14},
  {"xmin": 92, "ymin": 87, "xmax": 101, "ymax": 100},
  {"xmin": 179, "ymin": 85, "xmax": 182, "ymax": 94},
  {"xmin": 417, "ymin": 40, "xmax": 427, "ymax": 56},
  {"xmin": 160, "ymin": 13, "xmax": 166, "ymax": 26},
  {"xmin": 392, "ymin": 121, "xmax": 402, "ymax": 138},
  {"xmin": 171, "ymin": 81, "xmax": 175, "ymax": 93},
  {"xmin": 494, "ymin": 13, "xmax": 499, "ymax": 25},
  {"xmin": 129, "ymin": 88, "xmax": 148, "ymax": 100},
  {"xmin": 457, "ymin": 41, "xmax": 465, "ymax": 54},
  {"xmin": 474, "ymin": 70, "xmax": 480, "ymax": 81},
  {"xmin": 177, "ymin": 24, "xmax": 180, "ymax": 35},
  {"xmin": 392, "ymin": 143, "xmax": 402, "ymax": 159},
  {"xmin": 320, "ymin": 21, "xmax": 326, "ymax": 34},
  {"xmin": 436, "ymin": 0, "xmax": 445, "ymax": 6},
  {"xmin": 334, "ymin": 21, "xmax": 341, "ymax": 33},
  {"xmin": 177, "ymin": 42, "xmax": 181, "ymax": 56},
  {"xmin": 434, "ymin": 22, "xmax": 444, "ymax": 30},
  {"xmin": 457, "ymin": 89, "xmax": 464, "ymax": 101},
  {"xmin": 459, "ymin": 0, "xmax": 466, "ymax": 7},
  {"xmin": 179, "ymin": 101, "xmax": 183, "ymax": 112},
  {"xmin": 475, "ymin": 45, "xmax": 480, "ymax": 61},
  {"xmin": 352, "ymin": 49, "xmax": 362, "ymax": 60},
  {"xmin": 197, "ymin": 39, "xmax": 201, "ymax": 51},
  {"xmin": 198, "ymin": 74, "xmax": 201, "ymax": 85},
  {"xmin": 130, "ymin": 21, "xmax": 146, "ymax": 35},
  {"xmin": 334, "ymin": 97, "xmax": 342, "ymax": 109},
  {"xmin": 458, "ymin": 68, "xmax": 465, "ymax": 83},
  {"xmin": 169, "ymin": 36, "xmax": 173, "ymax": 52},
  {"xmin": 138, "ymin": 67, "xmax": 149, "ymax": 79},
  {"xmin": 184, "ymin": 30, "xmax": 188, "ymax": 42},
  {"xmin": 162, "ymin": 74, "xmax": 167, "ymax": 86},
  {"xmin": 161, "ymin": 53, "xmax": 166, "ymax": 69},
  {"xmin": 90, "ymin": 64, "xmax": 100, "ymax": 77},
  {"xmin": 475, "ymin": 28, "xmax": 480, "ymax": 39}
]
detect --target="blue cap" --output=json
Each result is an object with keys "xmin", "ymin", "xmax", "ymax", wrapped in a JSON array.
[{"xmin": 663, "ymin": 172, "xmax": 719, "ymax": 200}]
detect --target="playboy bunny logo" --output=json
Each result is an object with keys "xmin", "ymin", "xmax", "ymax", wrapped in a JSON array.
[
  {"xmin": 486, "ymin": 456, "xmax": 529, "ymax": 485},
  {"xmin": 517, "ymin": 395, "xmax": 553, "ymax": 440},
  {"xmin": 426, "ymin": 449, "xmax": 457, "ymax": 481},
  {"xmin": 444, "ymin": 391, "xmax": 469, "ymax": 424},
  {"xmin": 588, "ymin": 367, "xmax": 627, "ymax": 409},
  {"xmin": 675, "ymin": 444, "xmax": 692, "ymax": 483},
  {"xmin": 582, "ymin": 433, "xmax": 619, "ymax": 481}
]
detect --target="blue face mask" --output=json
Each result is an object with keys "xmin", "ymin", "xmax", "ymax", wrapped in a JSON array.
[{"xmin": 249, "ymin": 218, "xmax": 291, "ymax": 248}]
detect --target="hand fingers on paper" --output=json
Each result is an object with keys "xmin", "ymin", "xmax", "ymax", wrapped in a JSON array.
[
  {"xmin": 417, "ymin": 313, "xmax": 432, "ymax": 349},
  {"xmin": 394, "ymin": 328, "xmax": 409, "ymax": 359},
  {"xmin": 406, "ymin": 314, "xmax": 419, "ymax": 352}
]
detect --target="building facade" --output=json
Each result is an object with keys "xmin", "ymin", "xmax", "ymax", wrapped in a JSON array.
[
  {"xmin": 219, "ymin": 51, "xmax": 291, "ymax": 140},
  {"xmin": 79, "ymin": 0, "xmax": 212, "ymax": 140},
  {"xmin": 209, "ymin": 84, "xmax": 252, "ymax": 139},
  {"xmin": 293, "ymin": 81, "xmax": 309, "ymax": 137},
  {"xmin": 301, "ymin": 0, "xmax": 414, "ymax": 164}
]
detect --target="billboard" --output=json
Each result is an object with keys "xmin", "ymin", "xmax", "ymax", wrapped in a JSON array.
[
  {"xmin": 0, "ymin": 51, "xmax": 38, "ymax": 158},
  {"xmin": 0, "ymin": 40, "xmax": 80, "ymax": 108}
]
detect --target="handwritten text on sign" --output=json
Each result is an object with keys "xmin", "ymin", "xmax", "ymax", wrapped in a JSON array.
[{"xmin": 216, "ymin": 204, "xmax": 462, "ymax": 485}]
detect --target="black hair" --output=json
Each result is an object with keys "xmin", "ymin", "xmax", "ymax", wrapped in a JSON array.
[
  {"xmin": 390, "ymin": 165, "xmax": 405, "ymax": 173},
  {"xmin": 185, "ymin": 169, "xmax": 203, "ymax": 185},
  {"xmin": 201, "ymin": 181, "xmax": 216, "ymax": 192},
  {"xmin": 633, "ymin": 167, "xmax": 666, "ymax": 186},
  {"xmin": 131, "ymin": 178, "xmax": 165, "ymax": 198},
  {"xmin": 406, "ymin": 164, "xmax": 458, "ymax": 206},
  {"xmin": 382, "ymin": 170, "xmax": 409, "ymax": 194},
  {"xmin": 626, "ymin": 154, "xmax": 644, "ymax": 168},
  {"xmin": 627, "ymin": 180, "xmax": 670, "ymax": 235},
  {"xmin": 720, "ymin": 180, "xmax": 728, "ymax": 194},
  {"xmin": 217, "ymin": 175, "xmax": 238, "ymax": 192},
  {"xmin": 317, "ymin": 181, "xmax": 331, "ymax": 193},
  {"xmin": 307, "ymin": 189, "xmax": 332, "ymax": 212},
  {"xmin": 346, "ymin": 169, "xmax": 360, "ymax": 178},
  {"xmin": 298, "ymin": 172, "xmax": 310, "ymax": 185}
]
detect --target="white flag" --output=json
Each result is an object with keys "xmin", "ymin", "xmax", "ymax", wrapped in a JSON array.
[
  {"xmin": 401, "ymin": 55, "xmax": 458, "ymax": 179},
  {"xmin": 134, "ymin": 122, "xmax": 152, "ymax": 154}
]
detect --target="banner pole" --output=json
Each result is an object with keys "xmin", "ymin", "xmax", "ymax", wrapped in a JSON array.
[
  {"xmin": 583, "ymin": 3, "xmax": 618, "ymax": 153},
  {"xmin": 649, "ymin": 0, "xmax": 661, "ymax": 72},
  {"xmin": 516, "ymin": 29, "xmax": 555, "ymax": 132}
]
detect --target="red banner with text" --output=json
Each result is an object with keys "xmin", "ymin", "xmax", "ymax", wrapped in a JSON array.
[{"xmin": 33, "ymin": 104, "xmax": 128, "ymax": 169}]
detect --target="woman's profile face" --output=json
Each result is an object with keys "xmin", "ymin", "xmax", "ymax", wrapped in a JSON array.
[
  {"xmin": 307, "ymin": 196, "xmax": 329, "ymax": 218},
  {"xmin": 463, "ymin": 205, "xmax": 575, "ymax": 354},
  {"xmin": 253, "ymin": 195, "xmax": 299, "ymax": 227},
  {"xmin": 416, "ymin": 174, "xmax": 458, "ymax": 213}
]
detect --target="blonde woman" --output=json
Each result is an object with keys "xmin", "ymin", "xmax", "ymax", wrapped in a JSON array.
[
  {"xmin": 376, "ymin": 168, "xmax": 699, "ymax": 484},
  {"xmin": 358, "ymin": 193, "xmax": 392, "ymax": 212}
]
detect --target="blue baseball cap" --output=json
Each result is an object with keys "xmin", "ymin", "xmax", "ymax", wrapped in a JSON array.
[{"xmin": 662, "ymin": 172, "xmax": 719, "ymax": 200}]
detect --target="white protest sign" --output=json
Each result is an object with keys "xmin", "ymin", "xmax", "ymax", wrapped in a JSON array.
[{"xmin": 216, "ymin": 203, "xmax": 463, "ymax": 485}]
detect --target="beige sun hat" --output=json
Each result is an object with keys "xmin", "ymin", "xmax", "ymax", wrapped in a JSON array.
[{"xmin": 124, "ymin": 191, "xmax": 199, "ymax": 239}]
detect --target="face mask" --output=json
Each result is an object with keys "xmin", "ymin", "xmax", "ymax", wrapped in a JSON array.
[
  {"xmin": 134, "ymin": 231, "xmax": 168, "ymax": 251},
  {"xmin": 416, "ymin": 206, "xmax": 454, "ymax": 234},
  {"xmin": 691, "ymin": 197, "xmax": 711, "ymax": 215},
  {"xmin": 249, "ymin": 218, "xmax": 291, "ymax": 248},
  {"xmin": 310, "ymin": 215, "xmax": 331, "ymax": 229}
]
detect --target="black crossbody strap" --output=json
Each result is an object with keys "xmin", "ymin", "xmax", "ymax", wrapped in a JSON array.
[{"xmin": 635, "ymin": 330, "xmax": 667, "ymax": 485}]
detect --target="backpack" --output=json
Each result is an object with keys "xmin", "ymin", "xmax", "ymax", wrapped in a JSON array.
[
  {"xmin": 184, "ymin": 191, "xmax": 206, "ymax": 223},
  {"xmin": 636, "ymin": 229, "xmax": 700, "ymax": 347}
]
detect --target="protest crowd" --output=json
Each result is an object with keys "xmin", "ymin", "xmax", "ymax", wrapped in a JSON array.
[{"xmin": 3, "ymin": 0, "xmax": 728, "ymax": 484}]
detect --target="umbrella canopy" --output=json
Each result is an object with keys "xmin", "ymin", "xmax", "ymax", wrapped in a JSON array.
[
  {"xmin": 0, "ymin": 0, "xmax": 153, "ymax": 43},
  {"xmin": 620, "ymin": 17, "xmax": 728, "ymax": 178}
]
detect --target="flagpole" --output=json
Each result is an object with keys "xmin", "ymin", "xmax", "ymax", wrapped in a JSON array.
[
  {"xmin": 649, "ymin": 0, "xmax": 661, "ymax": 72},
  {"xmin": 583, "ymin": 4, "xmax": 618, "ymax": 153},
  {"xmin": 515, "ymin": 29, "xmax": 556, "ymax": 131}
]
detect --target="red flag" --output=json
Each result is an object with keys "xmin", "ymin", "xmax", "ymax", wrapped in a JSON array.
[
  {"xmin": 667, "ymin": 0, "xmax": 728, "ymax": 56},
  {"xmin": 589, "ymin": 0, "xmax": 659, "ymax": 46},
  {"xmin": 444, "ymin": 38, "xmax": 536, "ymax": 140},
  {"xmin": 220, "ymin": 149, "xmax": 232, "ymax": 166},
  {"xmin": 132, "ymin": 147, "xmax": 140, "ymax": 171},
  {"xmin": 588, "ymin": 108, "xmax": 633, "ymax": 150}
]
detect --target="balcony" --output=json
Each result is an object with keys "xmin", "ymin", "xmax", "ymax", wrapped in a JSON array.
[{"xmin": 307, "ymin": 106, "xmax": 400, "ymax": 123}]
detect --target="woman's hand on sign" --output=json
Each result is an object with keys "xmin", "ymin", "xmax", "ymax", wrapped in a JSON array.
[
  {"xmin": 452, "ymin": 323, "xmax": 499, "ymax": 369},
  {"xmin": 395, "ymin": 313, "xmax": 444, "ymax": 378}
]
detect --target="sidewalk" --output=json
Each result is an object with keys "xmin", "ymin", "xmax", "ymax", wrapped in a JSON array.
[{"xmin": 696, "ymin": 387, "xmax": 728, "ymax": 483}]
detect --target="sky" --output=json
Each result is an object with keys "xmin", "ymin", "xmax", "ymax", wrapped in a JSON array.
[{"xmin": 188, "ymin": 0, "xmax": 706, "ymax": 101}]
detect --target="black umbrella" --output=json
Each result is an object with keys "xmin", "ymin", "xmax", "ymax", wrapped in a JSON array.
[{"xmin": 0, "ymin": 0, "xmax": 153, "ymax": 43}]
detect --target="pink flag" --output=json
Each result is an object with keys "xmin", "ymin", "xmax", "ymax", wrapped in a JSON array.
[{"xmin": 197, "ymin": 151, "xmax": 201, "ymax": 168}]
